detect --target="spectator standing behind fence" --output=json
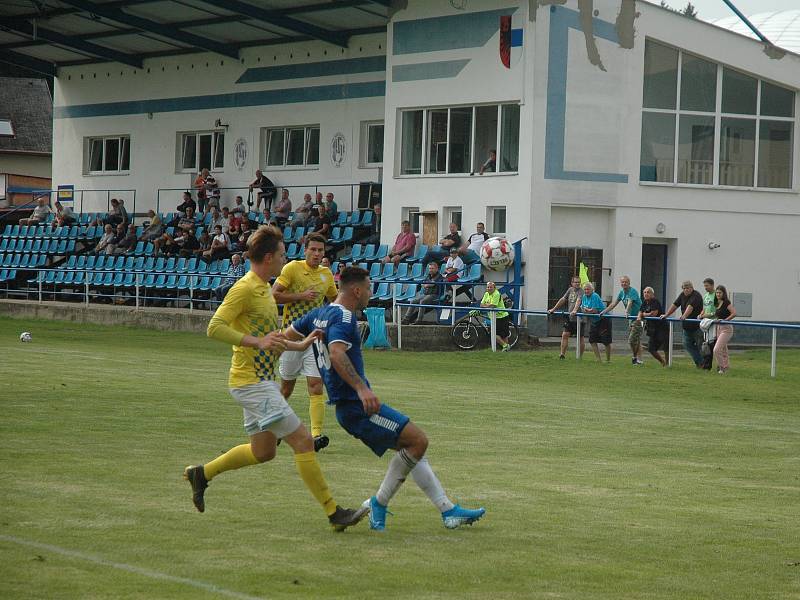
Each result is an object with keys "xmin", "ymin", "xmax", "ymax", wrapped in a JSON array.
[
  {"xmin": 19, "ymin": 196, "xmax": 51, "ymax": 226},
  {"xmin": 573, "ymin": 282, "xmax": 611, "ymax": 362},
  {"xmin": 421, "ymin": 223, "xmax": 462, "ymax": 267},
  {"xmin": 382, "ymin": 220, "xmax": 416, "ymax": 266},
  {"xmin": 601, "ymin": 276, "xmax": 643, "ymax": 365},
  {"xmin": 194, "ymin": 168, "xmax": 209, "ymax": 213},
  {"xmin": 699, "ymin": 278, "xmax": 717, "ymax": 370},
  {"xmin": 214, "ymin": 253, "xmax": 245, "ymax": 301},
  {"xmin": 713, "ymin": 285, "xmax": 736, "ymax": 374},
  {"xmin": 480, "ymin": 281, "xmax": 511, "ymax": 352},
  {"xmin": 638, "ymin": 287, "xmax": 669, "ymax": 366},
  {"xmin": 249, "ymin": 169, "xmax": 276, "ymax": 212},
  {"xmin": 662, "ymin": 281, "xmax": 704, "ymax": 368},
  {"xmin": 548, "ymin": 275, "xmax": 584, "ymax": 360},
  {"xmin": 402, "ymin": 262, "xmax": 444, "ymax": 325}
]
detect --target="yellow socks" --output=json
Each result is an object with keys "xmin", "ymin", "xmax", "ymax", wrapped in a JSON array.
[
  {"xmin": 203, "ymin": 443, "xmax": 259, "ymax": 481},
  {"xmin": 309, "ymin": 394, "xmax": 326, "ymax": 438},
  {"xmin": 294, "ymin": 451, "xmax": 337, "ymax": 516}
]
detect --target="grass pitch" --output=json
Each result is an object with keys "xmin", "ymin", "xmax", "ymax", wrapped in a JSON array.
[{"xmin": 1, "ymin": 315, "xmax": 799, "ymax": 600}]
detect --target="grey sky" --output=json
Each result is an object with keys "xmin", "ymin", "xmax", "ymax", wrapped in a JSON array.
[{"xmin": 649, "ymin": 0, "xmax": 798, "ymax": 21}]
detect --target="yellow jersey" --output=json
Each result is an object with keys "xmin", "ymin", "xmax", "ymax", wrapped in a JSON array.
[
  {"xmin": 275, "ymin": 259, "xmax": 337, "ymax": 325},
  {"xmin": 207, "ymin": 270, "xmax": 280, "ymax": 388}
]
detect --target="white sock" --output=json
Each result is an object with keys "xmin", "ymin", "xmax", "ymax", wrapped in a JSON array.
[
  {"xmin": 375, "ymin": 449, "xmax": 417, "ymax": 506},
  {"xmin": 411, "ymin": 456, "xmax": 455, "ymax": 513}
]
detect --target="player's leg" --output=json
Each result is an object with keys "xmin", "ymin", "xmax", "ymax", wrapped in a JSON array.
[
  {"xmin": 278, "ymin": 349, "xmax": 301, "ymax": 399},
  {"xmin": 280, "ymin": 377, "xmax": 297, "ymax": 400},
  {"xmin": 306, "ymin": 375, "xmax": 328, "ymax": 450}
]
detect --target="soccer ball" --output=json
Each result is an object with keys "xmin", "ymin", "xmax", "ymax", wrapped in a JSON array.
[
  {"xmin": 19, "ymin": 332, "xmax": 32, "ymax": 343},
  {"xmin": 480, "ymin": 237, "xmax": 515, "ymax": 271}
]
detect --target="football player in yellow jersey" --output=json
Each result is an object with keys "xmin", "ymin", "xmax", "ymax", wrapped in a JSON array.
[
  {"xmin": 272, "ymin": 233, "xmax": 338, "ymax": 452},
  {"xmin": 183, "ymin": 225, "xmax": 367, "ymax": 531}
]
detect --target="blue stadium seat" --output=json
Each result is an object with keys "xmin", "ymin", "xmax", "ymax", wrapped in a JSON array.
[
  {"xmin": 339, "ymin": 243, "xmax": 362, "ymax": 262},
  {"xmin": 133, "ymin": 241, "xmax": 145, "ymax": 256},
  {"xmin": 142, "ymin": 257, "xmax": 155, "ymax": 271},
  {"xmin": 194, "ymin": 259, "xmax": 207, "ymax": 274},
  {"xmin": 285, "ymin": 243, "xmax": 300, "ymax": 260},
  {"xmin": 457, "ymin": 263, "xmax": 482, "ymax": 283},
  {"xmin": 334, "ymin": 211, "xmax": 348, "ymax": 226},
  {"xmin": 383, "ymin": 262, "xmax": 408, "ymax": 282},
  {"xmin": 1, "ymin": 225, "xmax": 11, "ymax": 237},
  {"xmin": 283, "ymin": 227, "xmax": 294, "ymax": 243},
  {"xmin": 84, "ymin": 255, "xmax": 97, "ymax": 269},
  {"xmin": 374, "ymin": 263, "xmax": 394, "ymax": 281},
  {"xmin": 395, "ymin": 283, "xmax": 418, "ymax": 302},
  {"xmin": 370, "ymin": 281, "xmax": 390, "ymax": 300},
  {"xmin": 408, "ymin": 263, "xmax": 425, "ymax": 283},
  {"xmin": 368, "ymin": 262, "xmax": 382, "ymax": 280},
  {"xmin": 348, "ymin": 211, "xmax": 361, "ymax": 226},
  {"xmin": 366, "ymin": 244, "xmax": 388, "ymax": 262},
  {"xmin": 359, "ymin": 211, "xmax": 373, "ymax": 228},
  {"xmin": 93, "ymin": 255, "xmax": 107, "ymax": 270},
  {"xmin": 293, "ymin": 226, "xmax": 306, "ymax": 243},
  {"xmin": 122, "ymin": 256, "xmax": 135, "ymax": 271},
  {"xmin": 0, "ymin": 239, "xmax": 8, "ymax": 252},
  {"xmin": 406, "ymin": 244, "xmax": 428, "ymax": 263},
  {"xmin": 22, "ymin": 239, "xmax": 33, "ymax": 253},
  {"xmin": 329, "ymin": 227, "xmax": 343, "ymax": 243}
]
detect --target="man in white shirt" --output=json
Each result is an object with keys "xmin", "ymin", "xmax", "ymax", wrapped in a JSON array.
[{"xmin": 467, "ymin": 222, "xmax": 490, "ymax": 254}]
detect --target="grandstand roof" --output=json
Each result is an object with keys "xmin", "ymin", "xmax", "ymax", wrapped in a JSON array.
[
  {"xmin": 0, "ymin": 77, "xmax": 52, "ymax": 155},
  {"xmin": 712, "ymin": 10, "xmax": 800, "ymax": 55},
  {"xmin": 0, "ymin": 1, "xmax": 390, "ymax": 76}
]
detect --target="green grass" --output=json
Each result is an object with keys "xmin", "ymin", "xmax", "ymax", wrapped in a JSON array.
[{"xmin": 1, "ymin": 315, "xmax": 799, "ymax": 600}]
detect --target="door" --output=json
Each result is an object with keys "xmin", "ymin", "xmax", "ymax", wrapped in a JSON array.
[
  {"xmin": 421, "ymin": 212, "xmax": 439, "ymax": 247},
  {"xmin": 641, "ymin": 243, "xmax": 668, "ymax": 306},
  {"xmin": 547, "ymin": 247, "xmax": 604, "ymax": 336}
]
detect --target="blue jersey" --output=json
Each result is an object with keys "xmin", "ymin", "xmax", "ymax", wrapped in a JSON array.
[{"xmin": 291, "ymin": 303, "xmax": 370, "ymax": 404}]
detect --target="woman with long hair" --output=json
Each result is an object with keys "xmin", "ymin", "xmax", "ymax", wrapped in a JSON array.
[{"xmin": 713, "ymin": 285, "xmax": 737, "ymax": 374}]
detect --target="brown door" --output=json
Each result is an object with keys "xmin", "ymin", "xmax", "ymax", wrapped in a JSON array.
[{"xmin": 421, "ymin": 212, "xmax": 439, "ymax": 247}]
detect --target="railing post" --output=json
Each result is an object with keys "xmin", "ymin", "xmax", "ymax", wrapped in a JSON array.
[
  {"xmin": 451, "ymin": 285, "xmax": 456, "ymax": 325},
  {"xmin": 668, "ymin": 320, "xmax": 674, "ymax": 368},
  {"xmin": 189, "ymin": 277, "xmax": 194, "ymax": 312},
  {"xmin": 38, "ymin": 273, "xmax": 42, "ymax": 303},
  {"xmin": 397, "ymin": 306, "xmax": 403, "ymax": 350},
  {"xmin": 770, "ymin": 327, "xmax": 777, "ymax": 378},
  {"xmin": 135, "ymin": 273, "xmax": 140, "ymax": 309},
  {"xmin": 85, "ymin": 277, "xmax": 89, "ymax": 305},
  {"xmin": 490, "ymin": 310, "xmax": 497, "ymax": 352},
  {"xmin": 575, "ymin": 315, "xmax": 581, "ymax": 360}
]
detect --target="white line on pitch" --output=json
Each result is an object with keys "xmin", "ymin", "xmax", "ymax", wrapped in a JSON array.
[{"xmin": 0, "ymin": 534, "xmax": 265, "ymax": 600}]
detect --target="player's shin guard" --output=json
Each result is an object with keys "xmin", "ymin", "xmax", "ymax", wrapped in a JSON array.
[
  {"xmin": 376, "ymin": 449, "xmax": 417, "ymax": 506},
  {"xmin": 203, "ymin": 443, "xmax": 259, "ymax": 480},
  {"xmin": 309, "ymin": 394, "xmax": 326, "ymax": 438},
  {"xmin": 294, "ymin": 451, "xmax": 337, "ymax": 517},
  {"xmin": 411, "ymin": 456, "xmax": 455, "ymax": 513}
]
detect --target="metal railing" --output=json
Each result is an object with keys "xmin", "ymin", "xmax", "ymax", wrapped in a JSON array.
[
  {"xmin": 30, "ymin": 189, "xmax": 137, "ymax": 218},
  {"xmin": 394, "ymin": 304, "xmax": 800, "ymax": 378}
]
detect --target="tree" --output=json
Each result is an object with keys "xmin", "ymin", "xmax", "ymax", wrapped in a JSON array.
[{"xmin": 659, "ymin": 1, "xmax": 698, "ymax": 19}]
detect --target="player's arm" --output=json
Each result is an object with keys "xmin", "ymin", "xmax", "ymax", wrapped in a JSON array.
[
  {"xmin": 283, "ymin": 324, "xmax": 323, "ymax": 350},
  {"xmin": 272, "ymin": 281, "xmax": 318, "ymax": 303},
  {"xmin": 328, "ymin": 342, "xmax": 380, "ymax": 415},
  {"xmin": 207, "ymin": 285, "xmax": 286, "ymax": 352}
]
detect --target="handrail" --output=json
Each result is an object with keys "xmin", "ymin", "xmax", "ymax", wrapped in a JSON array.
[
  {"xmin": 32, "ymin": 188, "xmax": 137, "ymax": 218},
  {"xmin": 0, "ymin": 198, "xmax": 40, "ymax": 223}
]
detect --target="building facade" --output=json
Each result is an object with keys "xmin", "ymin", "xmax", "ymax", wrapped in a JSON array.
[{"xmin": 51, "ymin": 0, "xmax": 800, "ymax": 321}]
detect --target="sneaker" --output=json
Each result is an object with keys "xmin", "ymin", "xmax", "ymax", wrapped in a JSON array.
[
  {"xmin": 501, "ymin": 344, "xmax": 510, "ymax": 352},
  {"xmin": 559, "ymin": 354, "xmax": 565, "ymax": 360},
  {"xmin": 634, "ymin": 358, "xmax": 644, "ymax": 365},
  {"xmin": 328, "ymin": 504, "xmax": 370, "ymax": 532},
  {"xmin": 631, "ymin": 357, "xmax": 637, "ymax": 365},
  {"xmin": 313, "ymin": 435, "xmax": 330, "ymax": 452},
  {"xmin": 363, "ymin": 496, "xmax": 391, "ymax": 531},
  {"xmin": 183, "ymin": 465, "xmax": 208, "ymax": 513},
  {"xmin": 442, "ymin": 504, "xmax": 486, "ymax": 529}
]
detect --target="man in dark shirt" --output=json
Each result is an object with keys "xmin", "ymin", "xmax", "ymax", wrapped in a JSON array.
[
  {"xmin": 249, "ymin": 169, "xmax": 276, "ymax": 212},
  {"xmin": 176, "ymin": 191, "xmax": 196, "ymax": 216},
  {"xmin": 638, "ymin": 286, "xmax": 670, "ymax": 366},
  {"xmin": 179, "ymin": 228, "xmax": 201, "ymax": 258},
  {"xmin": 401, "ymin": 262, "xmax": 444, "ymax": 325},
  {"xmin": 313, "ymin": 203, "xmax": 332, "ymax": 238},
  {"xmin": 421, "ymin": 223, "xmax": 463, "ymax": 267},
  {"xmin": 662, "ymin": 280, "xmax": 704, "ymax": 367}
]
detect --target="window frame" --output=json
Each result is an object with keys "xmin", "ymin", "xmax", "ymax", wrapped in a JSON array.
[
  {"xmin": 397, "ymin": 102, "xmax": 520, "ymax": 178},
  {"xmin": 640, "ymin": 39, "xmax": 796, "ymax": 191},
  {"xmin": 262, "ymin": 124, "xmax": 320, "ymax": 170},
  {"xmin": 487, "ymin": 206, "xmax": 507, "ymax": 236},
  {"xmin": 177, "ymin": 130, "xmax": 225, "ymax": 174},
  {"xmin": 361, "ymin": 120, "xmax": 385, "ymax": 168},
  {"xmin": 85, "ymin": 134, "xmax": 131, "ymax": 176},
  {"xmin": 0, "ymin": 119, "xmax": 14, "ymax": 137}
]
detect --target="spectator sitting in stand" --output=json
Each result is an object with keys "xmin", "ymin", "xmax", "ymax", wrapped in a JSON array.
[
  {"xmin": 312, "ymin": 203, "xmax": 332, "ymax": 238},
  {"xmin": 195, "ymin": 230, "xmax": 211, "ymax": 258},
  {"xmin": 139, "ymin": 210, "xmax": 164, "ymax": 242},
  {"xmin": 402, "ymin": 262, "xmax": 444, "ymax": 325},
  {"xmin": 443, "ymin": 247, "xmax": 465, "ymax": 282},
  {"xmin": 94, "ymin": 224, "xmax": 116, "ymax": 254},
  {"xmin": 53, "ymin": 201, "xmax": 76, "ymax": 228},
  {"xmin": 208, "ymin": 207, "xmax": 224, "ymax": 232},
  {"xmin": 206, "ymin": 186, "xmax": 221, "ymax": 213},
  {"xmin": 203, "ymin": 225, "xmax": 229, "ymax": 262},
  {"xmin": 231, "ymin": 195, "xmax": 246, "ymax": 217},
  {"xmin": 118, "ymin": 199, "xmax": 130, "ymax": 227},
  {"xmin": 273, "ymin": 189, "xmax": 292, "ymax": 227},
  {"xmin": 113, "ymin": 224, "xmax": 138, "ymax": 255},
  {"xmin": 294, "ymin": 193, "xmax": 313, "ymax": 225},
  {"xmin": 176, "ymin": 191, "xmax": 197, "ymax": 216},
  {"xmin": 363, "ymin": 203, "xmax": 381, "ymax": 246},
  {"xmin": 333, "ymin": 261, "xmax": 345, "ymax": 284},
  {"xmin": 227, "ymin": 221, "xmax": 240, "ymax": 251},
  {"xmin": 213, "ymin": 253, "xmax": 246, "ymax": 301},
  {"xmin": 103, "ymin": 198, "xmax": 124, "ymax": 227},
  {"xmin": 20, "ymin": 196, "xmax": 51, "ymax": 226},
  {"xmin": 178, "ymin": 227, "xmax": 201, "ymax": 258},
  {"xmin": 194, "ymin": 168, "xmax": 209, "ymax": 214},
  {"xmin": 421, "ymin": 223, "xmax": 462, "ymax": 267},
  {"xmin": 228, "ymin": 206, "xmax": 242, "ymax": 232},
  {"xmin": 219, "ymin": 206, "xmax": 231, "ymax": 233},
  {"xmin": 382, "ymin": 219, "xmax": 416, "ymax": 266},
  {"xmin": 231, "ymin": 219, "xmax": 252, "ymax": 253},
  {"xmin": 324, "ymin": 192, "xmax": 338, "ymax": 222},
  {"xmin": 466, "ymin": 222, "xmax": 490, "ymax": 257},
  {"xmin": 249, "ymin": 169, "xmax": 276, "ymax": 212}
]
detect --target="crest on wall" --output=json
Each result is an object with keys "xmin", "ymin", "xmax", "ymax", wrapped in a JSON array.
[
  {"xmin": 234, "ymin": 138, "xmax": 248, "ymax": 171},
  {"xmin": 330, "ymin": 132, "xmax": 346, "ymax": 168}
]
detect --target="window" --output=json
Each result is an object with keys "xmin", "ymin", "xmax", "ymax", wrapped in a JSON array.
[
  {"xmin": 640, "ymin": 40, "xmax": 795, "ymax": 189},
  {"xmin": 403, "ymin": 207, "xmax": 421, "ymax": 234},
  {"xmin": 444, "ymin": 207, "xmax": 462, "ymax": 232},
  {"xmin": 399, "ymin": 103, "xmax": 520, "ymax": 176},
  {"xmin": 361, "ymin": 121, "xmax": 384, "ymax": 166},
  {"xmin": 86, "ymin": 135, "xmax": 130, "ymax": 174},
  {"xmin": 263, "ymin": 125, "xmax": 319, "ymax": 168},
  {"xmin": 179, "ymin": 131, "xmax": 224, "ymax": 172},
  {"xmin": 0, "ymin": 119, "xmax": 14, "ymax": 137},
  {"xmin": 488, "ymin": 207, "xmax": 506, "ymax": 235}
]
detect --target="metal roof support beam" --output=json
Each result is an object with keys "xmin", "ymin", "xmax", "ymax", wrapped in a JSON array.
[
  {"xmin": 197, "ymin": 0, "xmax": 350, "ymax": 48},
  {"xmin": 0, "ymin": 19, "xmax": 143, "ymax": 68},
  {"xmin": 0, "ymin": 48, "xmax": 56, "ymax": 76},
  {"xmin": 56, "ymin": 0, "xmax": 241, "ymax": 60}
]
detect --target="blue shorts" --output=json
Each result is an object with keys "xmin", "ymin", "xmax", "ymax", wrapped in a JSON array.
[{"xmin": 335, "ymin": 400, "xmax": 411, "ymax": 457}]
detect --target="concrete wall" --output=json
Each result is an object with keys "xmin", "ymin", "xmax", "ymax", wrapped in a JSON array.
[{"xmin": 0, "ymin": 154, "xmax": 52, "ymax": 179}]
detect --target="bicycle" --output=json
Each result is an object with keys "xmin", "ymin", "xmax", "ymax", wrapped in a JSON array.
[{"xmin": 451, "ymin": 310, "xmax": 520, "ymax": 350}]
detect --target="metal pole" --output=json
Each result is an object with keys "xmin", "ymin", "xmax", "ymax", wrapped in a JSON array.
[
  {"xmin": 451, "ymin": 285, "xmax": 456, "ymax": 325},
  {"xmin": 575, "ymin": 315, "xmax": 581, "ymax": 360},
  {"xmin": 397, "ymin": 308, "xmax": 403, "ymax": 350},
  {"xmin": 85, "ymin": 278, "xmax": 89, "ymax": 305},
  {"xmin": 771, "ymin": 327, "xmax": 777, "ymax": 378},
  {"xmin": 490, "ymin": 310, "xmax": 497, "ymax": 352},
  {"xmin": 189, "ymin": 277, "xmax": 193, "ymax": 312},
  {"xmin": 135, "ymin": 273, "xmax": 140, "ymax": 309},
  {"xmin": 668, "ymin": 320, "xmax": 674, "ymax": 367},
  {"xmin": 38, "ymin": 273, "xmax": 42, "ymax": 303}
]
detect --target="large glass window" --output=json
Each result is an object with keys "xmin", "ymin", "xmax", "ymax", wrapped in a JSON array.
[
  {"xmin": 362, "ymin": 122, "xmax": 384, "ymax": 166},
  {"xmin": 86, "ymin": 135, "xmax": 131, "ymax": 174},
  {"xmin": 179, "ymin": 131, "xmax": 224, "ymax": 172},
  {"xmin": 489, "ymin": 206, "xmax": 507, "ymax": 235},
  {"xmin": 400, "ymin": 103, "xmax": 520, "ymax": 176},
  {"xmin": 263, "ymin": 125, "xmax": 319, "ymax": 169},
  {"xmin": 640, "ymin": 40, "xmax": 795, "ymax": 189}
]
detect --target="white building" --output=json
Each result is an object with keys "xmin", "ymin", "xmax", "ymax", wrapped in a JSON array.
[{"xmin": 3, "ymin": 0, "xmax": 797, "ymax": 321}]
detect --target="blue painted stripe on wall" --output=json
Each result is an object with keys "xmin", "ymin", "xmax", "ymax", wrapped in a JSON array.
[
  {"xmin": 511, "ymin": 29, "xmax": 523, "ymax": 47},
  {"xmin": 392, "ymin": 59, "xmax": 470, "ymax": 82},
  {"xmin": 393, "ymin": 8, "xmax": 517, "ymax": 55},
  {"xmin": 545, "ymin": 6, "xmax": 629, "ymax": 184},
  {"xmin": 236, "ymin": 55, "xmax": 386, "ymax": 84},
  {"xmin": 54, "ymin": 80, "xmax": 386, "ymax": 119}
]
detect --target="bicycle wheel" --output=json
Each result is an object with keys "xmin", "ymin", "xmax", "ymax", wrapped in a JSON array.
[
  {"xmin": 508, "ymin": 322, "xmax": 520, "ymax": 348},
  {"xmin": 451, "ymin": 317, "xmax": 481, "ymax": 350}
]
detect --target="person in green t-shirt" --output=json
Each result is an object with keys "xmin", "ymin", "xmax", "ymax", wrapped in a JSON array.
[{"xmin": 480, "ymin": 281, "xmax": 511, "ymax": 351}]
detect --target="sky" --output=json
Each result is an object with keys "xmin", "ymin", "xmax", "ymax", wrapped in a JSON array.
[{"xmin": 647, "ymin": 0, "xmax": 799, "ymax": 21}]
